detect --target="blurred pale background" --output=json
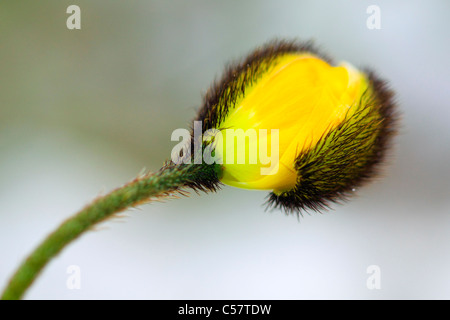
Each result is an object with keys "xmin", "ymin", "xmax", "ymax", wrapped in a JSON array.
[{"xmin": 1, "ymin": 0, "xmax": 449, "ymax": 299}]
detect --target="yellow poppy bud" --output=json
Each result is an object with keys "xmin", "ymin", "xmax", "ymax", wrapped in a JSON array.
[{"xmin": 195, "ymin": 39, "xmax": 398, "ymax": 212}]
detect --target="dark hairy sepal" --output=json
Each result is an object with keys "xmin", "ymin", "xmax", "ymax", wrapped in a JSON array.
[{"xmin": 266, "ymin": 70, "xmax": 399, "ymax": 214}]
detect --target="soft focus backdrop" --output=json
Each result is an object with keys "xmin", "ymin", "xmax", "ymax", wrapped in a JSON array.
[{"xmin": 1, "ymin": 0, "xmax": 449, "ymax": 299}]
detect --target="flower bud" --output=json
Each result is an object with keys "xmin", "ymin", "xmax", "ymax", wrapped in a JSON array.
[{"xmin": 196, "ymin": 39, "xmax": 398, "ymax": 212}]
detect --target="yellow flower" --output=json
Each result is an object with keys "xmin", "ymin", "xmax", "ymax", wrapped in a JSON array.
[{"xmin": 196, "ymin": 40, "xmax": 398, "ymax": 212}]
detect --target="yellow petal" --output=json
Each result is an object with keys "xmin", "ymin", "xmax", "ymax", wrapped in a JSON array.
[{"xmin": 216, "ymin": 54, "xmax": 368, "ymax": 192}]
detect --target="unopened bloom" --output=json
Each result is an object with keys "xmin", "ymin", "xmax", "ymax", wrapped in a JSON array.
[{"xmin": 195, "ymin": 39, "xmax": 398, "ymax": 212}]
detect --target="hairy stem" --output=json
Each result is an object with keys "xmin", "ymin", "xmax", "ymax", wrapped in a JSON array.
[{"xmin": 1, "ymin": 162, "xmax": 222, "ymax": 300}]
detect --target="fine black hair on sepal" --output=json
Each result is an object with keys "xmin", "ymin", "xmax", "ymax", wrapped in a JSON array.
[{"xmin": 266, "ymin": 70, "xmax": 399, "ymax": 215}]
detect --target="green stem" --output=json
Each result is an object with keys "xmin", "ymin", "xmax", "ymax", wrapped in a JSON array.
[{"xmin": 1, "ymin": 162, "xmax": 222, "ymax": 300}]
